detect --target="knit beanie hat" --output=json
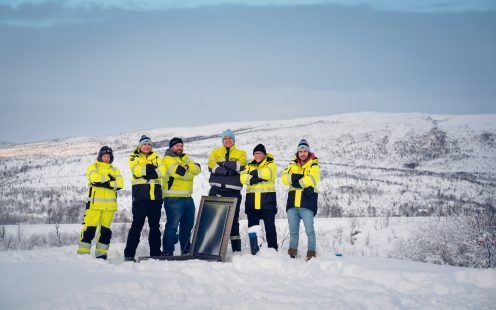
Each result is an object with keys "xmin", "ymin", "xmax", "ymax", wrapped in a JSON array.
[
  {"xmin": 253, "ymin": 143, "xmax": 266, "ymax": 155},
  {"xmin": 97, "ymin": 146, "xmax": 114, "ymax": 163},
  {"xmin": 297, "ymin": 139, "xmax": 310, "ymax": 152},
  {"xmin": 169, "ymin": 137, "xmax": 183, "ymax": 149},
  {"xmin": 221, "ymin": 129, "xmax": 235, "ymax": 142},
  {"xmin": 139, "ymin": 135, "xmax": 152, "ymax": 147}
]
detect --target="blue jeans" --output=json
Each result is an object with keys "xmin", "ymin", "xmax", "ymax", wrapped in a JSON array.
[
  {"xmin": 163, "ymin": 197, "xmax": 195, "ymax": 255},
  {"xmin": 287, "ymin": 207, "xmax": 316, "ymax": 251}
]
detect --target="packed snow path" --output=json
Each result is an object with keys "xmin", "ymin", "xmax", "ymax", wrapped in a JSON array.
[{"xmin": 1, "ymin": 245, "xmax": 495, "ymax": 309}]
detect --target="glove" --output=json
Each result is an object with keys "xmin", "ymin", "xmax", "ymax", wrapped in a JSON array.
[
  {"xmin": 224, "ymin": 161, "xmax": 238, "ymax": 171},
  {"xmin": 291, "ymin": 173, "xmax": 303, "ymax": 183},
  {"xmin": 145, "ymin": 164, "xmax": 158, "ymax": 179},
  {"xmin": 250, "ymin": 177, "xmax": 263, "ymax": 185},
  {"xmin": 303, "ymin": 187, "xmax": 314, "ymax": 197},
  {"xmin": 217, "ymin": 162, "xmax": 226, "ymax": 168},
  {"xmin": 92, "ymin": 182, "xmax": 112, "ymax": 189},
  {"xmin": 227, "ymin": 169, "xmax": 238, "ymax": 176},
  {"xmin": 292, "ymin": 180, "xmax": 302, "ymax": 188},
  {"xmin": 214, "ymin": 166, "xmax": 229, "ymax": 176},
  {"xmin": 175, "ymin": 165, "xmax": 187, "ymax": 176},
  {"xmin": 249, "ymin": 170, "xmax": 258, "ymax": 178},
  {"xmin": 108, "ymin": 174, "xmax": 116, "ymax": 182}
]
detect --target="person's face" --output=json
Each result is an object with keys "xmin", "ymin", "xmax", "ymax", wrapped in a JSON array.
[
  {"xmin": 101, "ymin": 154, "xmax": 111, "ymax": 164},
  {"xmin": 298, "ymin": 150, "xmax": 309, "ymax": 161},
  {"xmin": 223, "ymin": 136, "xmax": 234, "ymax": 148},
  {"xmin": 253, "ymin": 151, "xmax": 266, "ymax": 163},
  {"xmin": 172, "ymin": 143, "xmax": 184, "ymax": 155},
  {"xmin": 140, "ymin": 143, "xmax": 152, "ymax": 154}
]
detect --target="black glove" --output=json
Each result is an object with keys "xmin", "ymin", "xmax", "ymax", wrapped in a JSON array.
[
  {"xmin": 250, "ymin": 177, "xmax": 263, "ymax": 185},
  {"xmin": 249, "ymin": 170, "xmax": 258, "ymax": 178},
  {"xmin": 292, "ymin": 180, "xmax": 302, "ymax": 188},
  {"xmin": 303, "ymin": 187, "xmax": 314, "ymax": 197},
  {"xmin": 175, "ymin": 165, "xmax": 187, "ymax": 176},
  {"xmin": 92, "ymin": 182, "xmax": 112, "ymax": 189},
  {"xmin": 227, "ymin": 169, "xmax": 238, "ymax": 176},
  {"xmin": 108, "ymin": 174, "xmax": 116, "ymax": 182},
  {"xmin": 214, "ymin": 166, "xmax": 229, "ymax": 176},
  {"xmin": 145, "ymin": 164, "xmax": 158, "ymax": 179},
  {"xmin": 224, "ymin": 161, "xmax": 238, "ymax": 171},
  {"xmin": 217, "ymin": 162, "xmax": 226, "ymax": 168},
  {"xmin": 291, "ymin": 173, "xmax": 303, "ymax": 183}
]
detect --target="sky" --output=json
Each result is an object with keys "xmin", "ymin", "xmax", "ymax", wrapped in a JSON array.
[{"xmin": 0, "ymin": 1, "xmax": 495, "ymax": 143}]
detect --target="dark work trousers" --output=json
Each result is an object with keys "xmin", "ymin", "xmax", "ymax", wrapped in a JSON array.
[
  {"xmin": 246, "ymin": 209, "xmax": 278, "ymax": 250},
  {"xmin": 124, "ymin": 200, "xmax": 162, "ymax": 258},
  {"xmin": 209, "ymin": 187, "xmax": 242, "ymax": 252}
]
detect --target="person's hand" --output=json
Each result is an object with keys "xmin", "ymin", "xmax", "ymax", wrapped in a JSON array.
[
  {"xmin": 214, "ymin": 166, "xmax": 229, "ymax": 176},
  {"xmin": 108, "ymin": 174, "xmax": 116, "ymax": 182},
  {"xmin": 291, "ymin": 173, "xmax": 303, "ymax": 183},
  {"xmin": 249, "ymin": 170, "xmax": 258, "ymax": 178},
  {"xmin": 250, "ymin": 177, "xmax": 263, "ymax": 185},
  {"xmin": 175, "ymin": 165, "xmax": 187, "ymax": 176},
  {"xmin": 146, "ymin": 164, "xmax": 158, "ymax": 179},
  {"xmin": 227, "ymin": 169, "xmax": 238, "ymax": 176},
  {"xmin": 303, "ymin": 187, "xmax": 314, "ymax": 197}
]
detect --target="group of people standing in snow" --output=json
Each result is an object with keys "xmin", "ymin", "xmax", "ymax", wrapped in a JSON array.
[{"xmin": 77, "ymin": 129, "xmax": 320, "ymax": 261}]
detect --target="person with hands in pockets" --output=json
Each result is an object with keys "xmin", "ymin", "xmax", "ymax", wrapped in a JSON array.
[{"xmin": 161, "ymin": 137, "xmax": 201, "ymax": 256}]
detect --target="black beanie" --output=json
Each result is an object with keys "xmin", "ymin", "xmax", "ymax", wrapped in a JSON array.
[
  {"xmin": 253, "ymin": 144, "xmax": 266, "ymax": 155},
  {"xmin": 169, "ymin": 137, "xmax": 183, "ymax": 149},
  {"xmin": 97, "ymin": 146, "xmax": 114, "ymax": 163}
]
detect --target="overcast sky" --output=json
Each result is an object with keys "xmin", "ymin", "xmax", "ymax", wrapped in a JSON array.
[{"xmin": 1, "ymin": 0, "xmax": 495, "ymax": 143}]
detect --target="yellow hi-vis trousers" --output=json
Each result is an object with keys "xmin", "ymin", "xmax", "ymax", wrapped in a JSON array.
[{"xmin": 77, "ymin": 209, "xmax": 115, "ymax": 258}]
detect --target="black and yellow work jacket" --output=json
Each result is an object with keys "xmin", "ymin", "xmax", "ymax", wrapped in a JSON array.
[
  {"xmin": 281, "ymin": 154, "xmax": 320, "ymax": 215},
  {"xmin": 208, "ymin": 145, "xmax": 247, "ymax": 192},
  {"xmin": 240, "ymin": 153, "xmax": 277, "ymax": 211},
  {"xmin": 162, "ymin": 149, "xmax": 201, "ymax": 198},
  {"xmin": 86, "ymin": 161, "xmax": 124, "ymax": 211},
  {"xmin": 129, "ymin": 147, "xmax": 165, "ymax": 202}
]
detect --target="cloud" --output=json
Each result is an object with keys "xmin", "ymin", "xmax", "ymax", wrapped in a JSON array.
[{"xmin": 1, "ymin": 0, "xmax": 495, "ymax": 13}]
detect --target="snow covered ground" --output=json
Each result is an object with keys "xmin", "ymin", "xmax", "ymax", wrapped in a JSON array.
[
  {"xmin": 1, "ymin": 218, "xmax": 495, "ymax": 309},
  {"xmin": 1, "ymin": 245, "xmax": 495, "ymax": 309}
]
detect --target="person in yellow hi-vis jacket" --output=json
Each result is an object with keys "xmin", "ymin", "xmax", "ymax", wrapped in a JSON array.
[
  {"xmin": 78, "ymin": 146, "xmax": 124, "ymax": 259},
  {"xmin": 123, "ymin": 135, "xmax": 166, "ymax": 261},
  {"xmin": 240, "ymin": 144, "xmax": 278, "ymax": 251},
  {"xmin": 162, "ymin": 137, "xmax": 201, "ymax": 256},
  {"xmin": 282, "ymin": 139, "xmax": 320, "ymax": 260},
  {"xmin": 207, "ymin": 129, "xmax": 247, "ymax": 252}
]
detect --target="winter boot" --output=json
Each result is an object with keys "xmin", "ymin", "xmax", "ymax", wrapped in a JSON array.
[
  {"xmin": 124, "ymin": 256, "xmax": 136, "ymax": 262},
  {"xmin": 306, "ymin": 250, "xmax": 316, "ymax": 261},
  {"xmin": 288, "ymin": 248, "xmax": 297, "ymax": 258},
  {"xmin": 248, "ymin": 225, "xmax": 261, "ymax": 255},
  {"xmin": 231, "ymin": 239, "xmax": 242, "ymax": 252}
]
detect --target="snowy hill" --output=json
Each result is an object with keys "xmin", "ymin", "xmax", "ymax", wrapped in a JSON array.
[{"xmin": 0, "ymin": 112, "xmax": 495, "ymax": 224}]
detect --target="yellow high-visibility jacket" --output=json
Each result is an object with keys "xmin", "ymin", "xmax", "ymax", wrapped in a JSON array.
[
  {"xmin": 240, "ymin": 153, "xmax": 277, "ymax": 211},
  {"xmin": 162, "ymin": 149, "xmax": 201, "ymax": 198},
  {"xmin": 208, "ymin": 145, "xmax": 247, "ymax": 191},
  {"xmin": 86, "ymin": 160, "xmax": 124, "ymax": 211},
  {"xmin": 128, "ymin": 147, "xmax": 165, "ymax": 202},
  {"xmin": 281, "ymin": 154, "xmax": 320, "ymax": 215}
]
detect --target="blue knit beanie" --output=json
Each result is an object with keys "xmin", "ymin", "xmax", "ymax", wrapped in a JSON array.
[{"xmin": 221, "ymin": 129, "xmax": 235, "ymax": 142}]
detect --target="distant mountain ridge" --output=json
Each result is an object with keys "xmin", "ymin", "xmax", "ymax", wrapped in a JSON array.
[{"xmin": 0, "ymin": 112, "xmax": 495, "ymax": 224}]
